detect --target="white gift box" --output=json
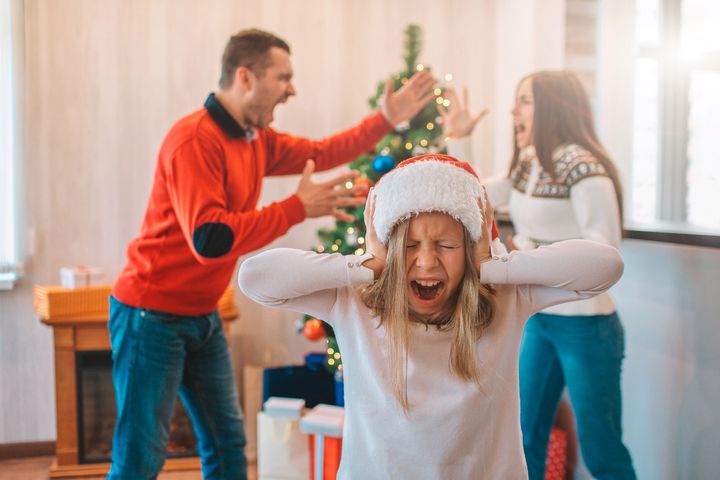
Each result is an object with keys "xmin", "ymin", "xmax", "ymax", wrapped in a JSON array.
[
  {"xmin": 257, "ymin": 397, "xmax": 309, "ymax": 480},
  {"xmin": 60, "ymin": 266, "xmax": 104, "ymax": 289},
  {"xmin": 263, "ymin": 396, "xmax": 305, "ymax": 419},
  {"xmin": 299, "ymin": 403, "xmax": 344, "ymax": 437}
]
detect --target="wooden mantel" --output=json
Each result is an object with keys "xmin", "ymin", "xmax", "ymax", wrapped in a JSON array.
[{"xmin": 36, "ymin": 285, "xmax": 239, "ymax": 478}]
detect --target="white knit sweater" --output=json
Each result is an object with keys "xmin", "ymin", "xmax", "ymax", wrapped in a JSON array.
[
  {"xmin": 449, "ymin": 138, "xmax": 623, "ymax": 316},
  {"xmin": 238, "ymin": 240, "xmax": 623, "ymax": 479}
]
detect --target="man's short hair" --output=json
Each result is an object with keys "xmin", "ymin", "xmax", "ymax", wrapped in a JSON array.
[{"xmin": 219, "ymin": 29, "xmax": 290, "ymax": 88}]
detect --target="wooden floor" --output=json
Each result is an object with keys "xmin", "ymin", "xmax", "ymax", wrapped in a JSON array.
[{"xmin": 0, "ymin": 456, "xmax": 257, "ymax": 480}]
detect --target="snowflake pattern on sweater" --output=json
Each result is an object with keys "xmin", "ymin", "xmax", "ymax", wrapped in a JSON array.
[{"xmin": 510, "ymin": 144, "xmax": 609, "ymax": 198}]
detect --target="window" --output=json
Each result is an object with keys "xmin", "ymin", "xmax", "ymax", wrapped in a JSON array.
[
  {"xmin": 0, "ymin": 0, "xmax": 22, "ymax": 289},
  {"xmin": 631, "ymin": 0, "xmax": 720, "ymax": 232}
]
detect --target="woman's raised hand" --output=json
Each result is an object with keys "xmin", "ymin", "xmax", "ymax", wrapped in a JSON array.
[
  {"xmin": 438, "ymin": 87, "xmax": 489, "ymax": 139},
  {"xmin": 362, "ymin": 189, "xmax": 387, "ymax": 279}
]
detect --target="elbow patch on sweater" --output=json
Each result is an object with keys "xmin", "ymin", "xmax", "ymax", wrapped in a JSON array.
[{"xmin": 192, "ymin": 222, "xmax": 234, "ymax": 258}]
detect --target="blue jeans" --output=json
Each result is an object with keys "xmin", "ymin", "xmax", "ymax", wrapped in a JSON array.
[
  {"xmin": 519, "ymin": 312, "xmax": 636, "ymax": 480},
  {"xmin": 107, "ymin": 296, "xmax": 246, "ymax": 480}
]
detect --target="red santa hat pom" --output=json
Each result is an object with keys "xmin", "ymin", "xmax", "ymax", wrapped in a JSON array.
[{"xmin": 371, "ymin": 154, "xmax": 494, "ymax": 245}]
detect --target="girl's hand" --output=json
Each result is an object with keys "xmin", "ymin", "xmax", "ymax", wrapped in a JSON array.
[
  {"xmin": 438, "ymin": 87, "xmax": 489, "ymax": 139},
  {"xmin": 474, "ymin": 188, "xmax": 495, "ymax": 271},
  {"xmin": 362, "ymin": 189, "xmax": 387, "ymax": 279}
]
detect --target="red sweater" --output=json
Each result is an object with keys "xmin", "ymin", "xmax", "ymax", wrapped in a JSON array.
[{"xmin": 113, "ymin": 94, "xmax": 392, "ymax": 315}]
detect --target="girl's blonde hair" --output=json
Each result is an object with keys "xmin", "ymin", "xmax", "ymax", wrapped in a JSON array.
[{"xmin": 360, "ymin": 218, "xmax": 495, "ymax": 413}]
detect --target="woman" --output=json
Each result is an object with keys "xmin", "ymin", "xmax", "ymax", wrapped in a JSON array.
[
  {"xmin": 442, "ymin": 71, "xmax": 636, "ymax": 479},
  {"xmin": 239, "ymin": 153, "xmax": 624, "ymax": 479}
]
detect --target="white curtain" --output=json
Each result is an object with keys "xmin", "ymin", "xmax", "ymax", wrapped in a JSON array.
[{"xmin": 0, "ymin": 0, "xmax": 23, "ymax": 288}]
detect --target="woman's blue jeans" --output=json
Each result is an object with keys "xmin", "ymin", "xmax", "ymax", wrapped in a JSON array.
[
  {"xmin": 107, "ymin": 296, "xmax": 246, "ymax": 480},
  {"xmin": 519, "ymin": 312, "xmax": 636, "ymax": 480}
]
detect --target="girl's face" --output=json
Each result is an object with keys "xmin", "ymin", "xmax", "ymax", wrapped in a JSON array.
[
  {"xmin": 511, "ymin": 77, "xmax": 534, "ymax": 148},
  {"xmin": 405, "ymin": 212, "xmax": 466, "ymax": 316}
]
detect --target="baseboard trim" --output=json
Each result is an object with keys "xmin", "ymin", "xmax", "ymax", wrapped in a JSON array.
[{"xmin": 0, "ymin": 440, "xmax": 56, "ymax": 460}]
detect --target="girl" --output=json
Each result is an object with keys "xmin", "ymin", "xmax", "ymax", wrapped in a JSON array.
[
  {"xmin": 238, "ymin": 154, "xmax": 623, "ymax": 479},
  {"xmin": 442, "ymin": 71, "xmax": 636, "ymax": 479}
]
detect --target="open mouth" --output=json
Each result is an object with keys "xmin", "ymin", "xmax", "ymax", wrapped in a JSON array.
[
  {"xmin": 410, "ymin": 280, "xmax": 445, "ymax": 301},
  {"xmin": 514, "ymin": 123, "xmax": 526, "ymax": 135}
]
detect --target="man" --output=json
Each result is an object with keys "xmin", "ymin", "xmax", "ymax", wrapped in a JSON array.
[{"xmin": 108, "ymin": 28, "xmax": 435, "ymax": 480}]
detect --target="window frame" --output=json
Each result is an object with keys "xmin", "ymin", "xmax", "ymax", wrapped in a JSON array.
[
  {"xmin": 0, "ymin": 0, "xmax": 23, "ymax": 290},
  {"xmin": 633, "ymin": 0, "xmax": 720, "ymax": 237}
]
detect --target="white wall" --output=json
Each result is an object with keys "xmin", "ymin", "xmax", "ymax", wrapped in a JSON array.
[
  {"xmin": 615, "ymin": 240, "xmax": 720, "ymax": 480},
  {"xmin": 490, "ymin": 0, "xmax": 566, "ymax": 176},
  {"xmin": 596, "ymin": 0, "xmax": 636, "ymax": 216}
]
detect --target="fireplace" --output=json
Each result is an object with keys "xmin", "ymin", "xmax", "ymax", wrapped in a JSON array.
[
  {"xmin": 36, "ymin": 285, "xmax": 238, "ymax": 478},
  {"xmin": 76, "ymin": 351, "xmax": 198, "ymax": 464}
]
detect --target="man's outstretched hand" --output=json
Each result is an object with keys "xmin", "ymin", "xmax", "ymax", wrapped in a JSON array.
[{"xmin": 296, "ymin": 160, "xmax": 366, "ymax": 222}]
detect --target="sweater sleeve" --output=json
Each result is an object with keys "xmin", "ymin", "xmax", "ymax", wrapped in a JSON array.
[
  {"xmin": 264, "ymin": 112, "xmax": 392, "ymax": 176},
  {"xmin": 165, "ymin": 138, "xmax": 306, "ymax": 265},
  {"xmin": 238, "ymin": 249, "xmax": 374, "ymax": 320},
  {"xmin": 479, "ymin": 239, "xmax": 624, "ymax": 313},
  {"xmin": 570, "ymin": 176, "xmax": 622, "ymax": 248}
]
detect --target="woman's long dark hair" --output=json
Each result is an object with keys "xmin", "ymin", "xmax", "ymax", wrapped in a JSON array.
[{"xmin": 508, "ymin": 71, "xmax": 624, "ymax": 225}]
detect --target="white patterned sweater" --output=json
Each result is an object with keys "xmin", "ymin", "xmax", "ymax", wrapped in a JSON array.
[
  {"xmin": 449, "ymin": 139, "xmax": 622, "ymax": 316},
  {"xmin": 239, "ymin": 241, "xmax": 623, "ymax": 479}
]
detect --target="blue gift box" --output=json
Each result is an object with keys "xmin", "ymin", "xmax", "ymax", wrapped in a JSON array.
[
  {"xmin": 334, "ymin": 369, "xmax": 344, "ymax": 407},
  {"xmin": 262, "ymin": 364, "xmax": 335, "ymax": 408}
]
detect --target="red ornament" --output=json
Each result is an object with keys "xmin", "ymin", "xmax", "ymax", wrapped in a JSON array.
[
  {"xmin": 353, "ymin": 177, "xmax": 373, "ymax": 197},
  {"xmin": 303, "ymin": 318, "xmax": 326, "ymax": 341}
]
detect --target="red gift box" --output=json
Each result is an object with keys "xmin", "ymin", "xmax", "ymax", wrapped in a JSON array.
[
  {"xmin": 300, "ymin": 404, "xmax": 344, "ymax": 480},
  {"xmin": 309, "ymin": 434, "xmax": 342, "ymax": 480},
  {"xmin": 545, "ymin": 427, "xmax": 568, "ymax": 480}
]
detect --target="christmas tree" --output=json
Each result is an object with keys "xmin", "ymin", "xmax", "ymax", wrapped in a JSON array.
[{"xmin": 300, "ymin": 24, "xmax": 448, "ymax": 373}]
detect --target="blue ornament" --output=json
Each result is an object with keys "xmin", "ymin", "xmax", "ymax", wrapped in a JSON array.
[{"xmin": 372, "ymin": 155, "xmax": 395, "ymax": 173}]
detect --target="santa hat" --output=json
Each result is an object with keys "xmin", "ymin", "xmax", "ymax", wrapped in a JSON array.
[{"xmin": 371, "ymin": 154, "xmax": 499, "ymax": 245}]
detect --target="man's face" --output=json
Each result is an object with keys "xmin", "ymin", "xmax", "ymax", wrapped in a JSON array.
[{"xmin": 243, "ymin": 47, "xmax": 296, "ymax": 129}]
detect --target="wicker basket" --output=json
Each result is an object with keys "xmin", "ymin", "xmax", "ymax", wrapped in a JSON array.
[
  {"xmin": 33, "ymin": 284, "xmax": 112, "ymax": 319},
  {"xmin": 34, "ymin": 284, "xmax": 238, "ymax": 320}
]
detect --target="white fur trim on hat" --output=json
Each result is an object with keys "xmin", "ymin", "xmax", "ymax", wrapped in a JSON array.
[{"xmin": 372, "ymin": 159, "xmax": 485, "ymax": 244}]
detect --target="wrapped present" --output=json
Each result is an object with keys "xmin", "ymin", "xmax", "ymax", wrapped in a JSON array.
[
  {"xmin": 264, "ymin": 396, "xmax": 305, "ymax": 419},
  {"xmin": 60, "ymin": 266, "xmax": 104, "ymax": 289},
  {"xmin": 334, "ymin": 369, "xmax": 344, "ymax": 407},
  {"xmin": 545, "ymin": 427, "xmax": 568, "ymax": 480},
  {"xmin": 263, "ymin": 365, "xmax": 335, "ymax": 408},
  {"xmin": 257, "ymin": 397, "xmax": 310, "ymax": 480},
  {"xmin": 304, "ymin": 352, "xmax": 327, "ymax": 368},
  {"xmin": 300, "ymin": 404, "xmax": 343, "ymax": 480}
]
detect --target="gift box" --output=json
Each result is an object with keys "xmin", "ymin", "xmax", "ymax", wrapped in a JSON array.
[
  {"xmin": 300, "ymin": 404, "xmax": 344, "ymax": 480},
  {"xmin": 264, "ymin": 396, "xmax": 305, "ymax": 419},
  {"xmin": 334, "ymin": 369, "xmax": 344, "ymax": 407},
  {"xmin": 545, "ymin": 427, "xmax": 568, "ymax": 480},
  {"xmin": 60, "ymin": 266, "xmax": 104, "ymax": 289},
  {"xmin": 258, "ymin": 397, "xmax": 310, "ymax": 480},
  {"xmin": 263, "ymin": 365, "xmax": 335, "ymax": 408},
  {"xmin": 304, "ymin": 352, "xmax": 327, "ymax": 368}
]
